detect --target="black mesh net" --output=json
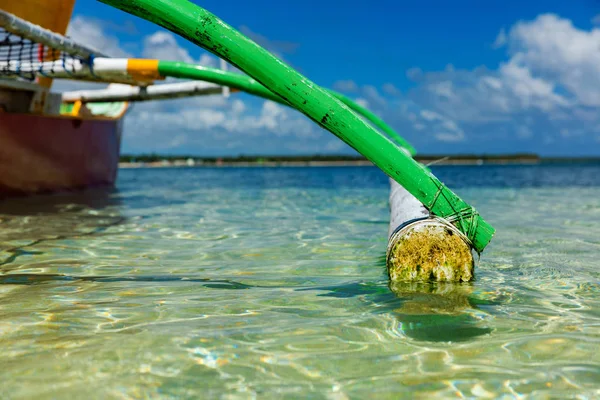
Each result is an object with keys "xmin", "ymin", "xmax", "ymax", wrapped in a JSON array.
[{"xmin": 0, "ymin": 28, "xmax": 89, "ymax": 81}]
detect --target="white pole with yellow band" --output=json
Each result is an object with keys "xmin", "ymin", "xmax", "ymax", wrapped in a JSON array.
[{"xmin": 0, "ymin": 58, "xmax": 163, "ymax": 85}]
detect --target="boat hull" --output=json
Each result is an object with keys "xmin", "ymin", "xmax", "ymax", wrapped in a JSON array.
[{"xmin": 0, "ymin": 113, "xmax": 122, "ymax": 197}]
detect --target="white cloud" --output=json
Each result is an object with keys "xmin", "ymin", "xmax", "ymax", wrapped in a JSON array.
[
  {"xmin": 199, "ymin": 54, "xmax": 216, "ymax": 67},
  {"xmin": 406, "ymin": 67, "xmax": 423, "ymax": 81},
  {"xmin": 418, "ymin": 110, "xmax": 465, "ymax": 142},
  {"xmin": 67, "ymin": 16, "xmax": 131, "ymax": 58},
  {"xmin": 231, "ymin": 99, "xmax": 246, "ymax": 114},
  {"xmin": 123, "ymin": 97, "xmax": 326, "ymax": 154},
  {"xmin": 435, "ymin": 132, "xmax": 464, "ymax": 142},
  {"xmin": 498, "ymin": 59, "xmax": 568, "ymax": 111},
  {"xmin": 332, "ymin": 80, "xmax": 359, "ymax": 92},
  {"xmin": 143, "ymin": 31, "xmax": 217, "ymax": 66},
  {"xmin": 481, "ymin": 76, "xmax": 502, "ymax": 90},
  {"xmin": 143, "ymin": 32, "xmax": 193, "ymax": 63},
  {"xmin": 382, "ymin": 83, "xmax": 401, "ymax": 96},
  {"xmin": 363, "ymin": 12, "xmax": 600, "ymax": 154},
  {"xmin": 354, "ymin": 98, "xmax": 369, "ymax": 108},
  {"xmin": 420, "ymin": 110, "xmax": 443, "ymax": 121},
  {"xmin": 516, "ymin": 125, "xmax": 533, "ymax": 139},
  {"xmin": 493, "ymin": 28, "xmax": 507, "ymax": 48},
  {"xmin": 167, "ymin": 134, "xmax": 187, "ymax": 148},
  {"xmin": 324, "ymin": 139, "xmax": 348, "ymax": 152},
  {"xmin": 506, "ymin": 14, "xmax": 600, "ymax": 107},
  {"xmin": 64, "ymin": 12, "xmax": 600, "ymax": 156},
  {"xmin": 428, "ymin": 81, "xmax": 455, "ymax": 99},
  {"xmin": 362, "ymin": 85, "xmax": 386, "ymax": 108}
]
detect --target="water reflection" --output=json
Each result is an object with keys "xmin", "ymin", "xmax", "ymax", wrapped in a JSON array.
[
  {"xmin": 388, "ymin": 281, "xmax": 493, "ymax": 342},
  {"xmin": 299, "ymin": 279, "xmax": 495, "ymax": 342},
  {"xmin": 1, "ymin": 166, "xmax": 599, "ymax": 398}
]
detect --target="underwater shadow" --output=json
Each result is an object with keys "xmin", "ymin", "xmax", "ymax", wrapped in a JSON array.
[
  {"xmin": 387, "ymin": 281, "xmax": 493, "ymax": 342},
  {"xmin": 299, "ymin": 280, "xmax": 495, "ymax": 343},
  {"xmin": 0, "ymin": 273, "xmax": 253, "ymax": 289},
  {"xmin": 0, "ymin": 187, "xmax": 126, "ymax": 271},
  {"xmin": 0, "ymin": 186, "xmax": 123, "ymax": 215}
]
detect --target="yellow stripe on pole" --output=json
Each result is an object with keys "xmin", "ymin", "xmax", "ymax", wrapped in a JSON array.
[
  {"xmin": 126, "ymin": 59, "xmax": 163, "ymax": 82},
  {"xmin": 71, "ymin": 100, "xmax": 82, "ymax": 117}
]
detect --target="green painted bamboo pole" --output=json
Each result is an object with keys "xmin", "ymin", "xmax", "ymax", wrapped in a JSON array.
[
  {"xmin": 100, "ymin": 0, "xmax": 494, "ymax": 252},
  {"xmin": 158, "ymin": 62, "xmax": 416, "ymax": 155}
]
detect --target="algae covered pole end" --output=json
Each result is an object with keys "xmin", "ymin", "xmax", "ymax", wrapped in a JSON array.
[{"xmin": 387, "ymin": 180, "xmax": 476, "ymax": 282}]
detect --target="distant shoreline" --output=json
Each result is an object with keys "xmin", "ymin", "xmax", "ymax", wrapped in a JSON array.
[{"xmin": 119, "ymin": 155, "xmax": 600, "ymax": 169}]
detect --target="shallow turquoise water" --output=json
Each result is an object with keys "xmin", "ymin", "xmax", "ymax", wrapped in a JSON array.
[{"xmin": 1, "ymin": 165, "xmax": 599, "ymax": 398}]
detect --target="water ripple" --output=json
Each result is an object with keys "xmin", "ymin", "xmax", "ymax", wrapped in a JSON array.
[{"xmin": 1, "ymin": 165, "xmax": 599, "ymax": 398}]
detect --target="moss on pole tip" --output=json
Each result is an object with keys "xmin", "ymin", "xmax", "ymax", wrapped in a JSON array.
[{"xmin": 386, "ymin": 220, "xmax": 474, "ymax": 282}]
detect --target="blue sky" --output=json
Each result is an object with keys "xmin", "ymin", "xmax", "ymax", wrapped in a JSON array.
[{"xmin": 66, "ymin": 0, "xmax": 600, "ymax": 156}]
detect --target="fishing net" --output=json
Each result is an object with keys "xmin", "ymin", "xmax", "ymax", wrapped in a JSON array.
[{"xmin": 0, "ymin": 27, "xmax": 90, "ymax": 81}]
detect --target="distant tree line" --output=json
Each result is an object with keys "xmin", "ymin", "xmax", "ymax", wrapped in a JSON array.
[
  {"xmin": 119, "ymin": 153, "xmax": 600, "ymax": 164},
  {"xmin": 120, "ymin": 153, "xmax": 541, "ymax": 162},
  {"xmin": 119, "ymin": 154, "xmax": 369, "ymax": 163}
]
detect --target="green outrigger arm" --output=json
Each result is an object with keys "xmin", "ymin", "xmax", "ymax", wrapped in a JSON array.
[
  {"xmin": 158, "ymin": 62, "xmax": 416, "ymax": 155},
  {"xmin": 100, "ymin": 0, "xmax": 495, "ymax": 252}
]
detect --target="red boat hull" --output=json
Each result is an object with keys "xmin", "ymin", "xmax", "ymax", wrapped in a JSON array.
[{"xmin": 0, "ymin": 113, "xmax": 122, "ymax": 197}]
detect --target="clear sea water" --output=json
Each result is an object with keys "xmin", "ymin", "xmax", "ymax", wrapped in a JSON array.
[{"xmin": 1, "ymin": 164, "xmax": 599, "ymax": 399}]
